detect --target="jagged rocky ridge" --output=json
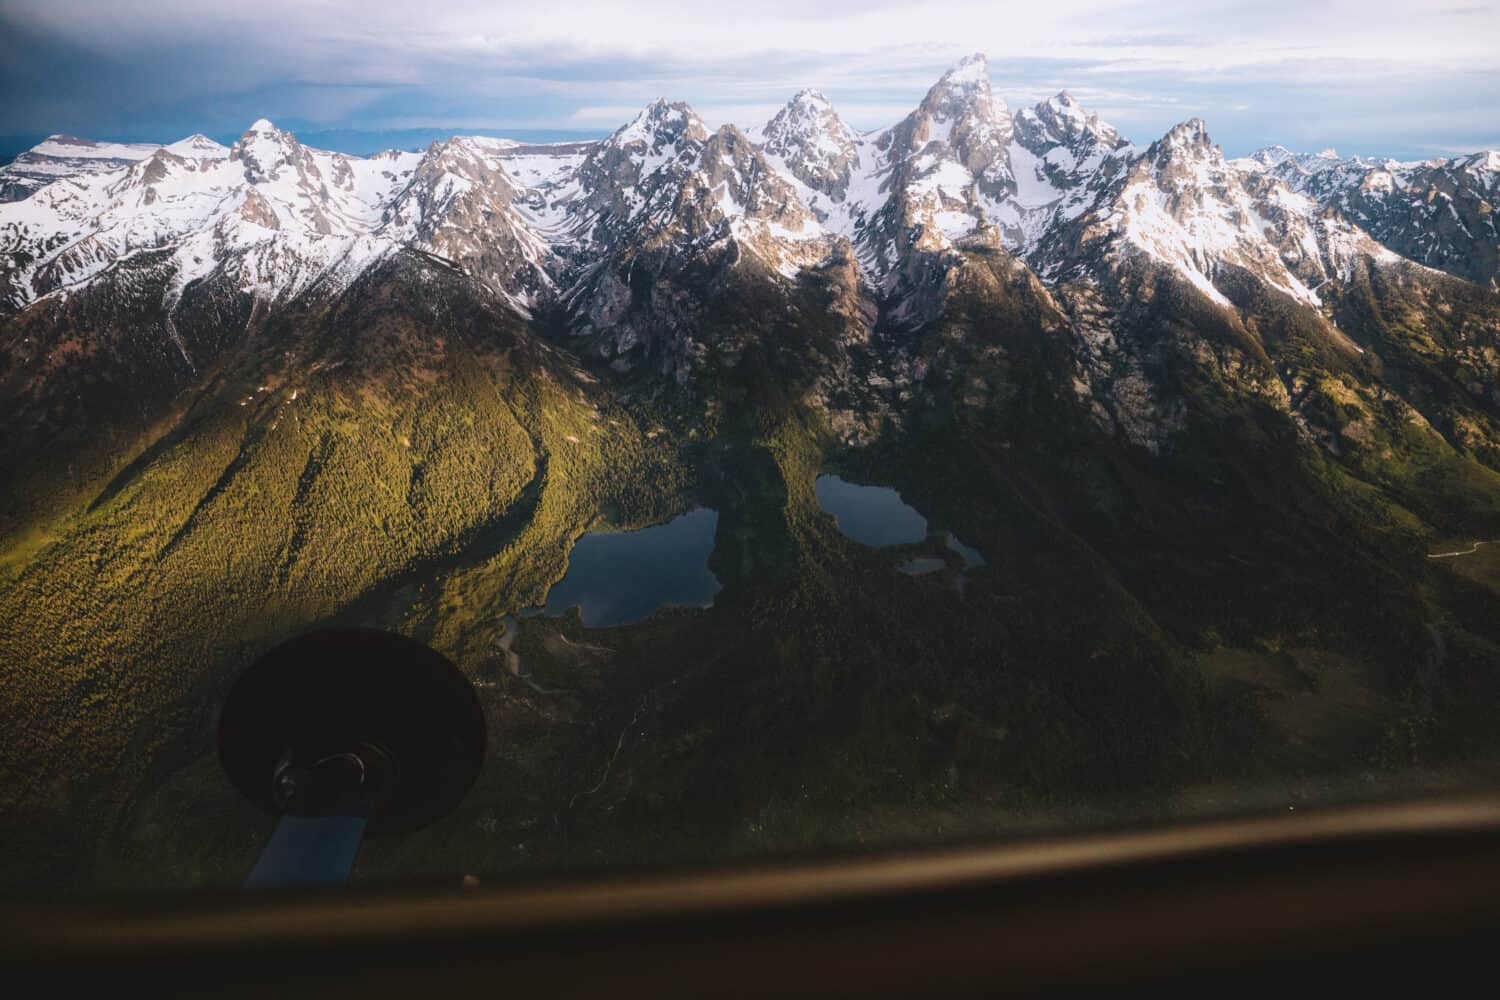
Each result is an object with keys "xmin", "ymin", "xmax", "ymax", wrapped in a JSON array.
[
  {"xmin": 2, "ymin": 53, "xmax": 1497, "ymax": 451},
  {"xmin": 0, "ymin": 134, "xmax": 227, "ymax": 202},
  {"xmin": 1232, "ymin": 145, "xmax": 1500, "ymax": 290}
]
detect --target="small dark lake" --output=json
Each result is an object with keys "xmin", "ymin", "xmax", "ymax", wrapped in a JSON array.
[
  {"xmin": 815, "ymin": 474, "xmax": 928, "ymax": 547},
  {"xmin": 539, "ymin": 507, "xmax": 721, "ymax": 628}
]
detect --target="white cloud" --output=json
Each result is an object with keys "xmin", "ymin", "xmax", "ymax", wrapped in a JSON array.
[
  {"xmin": 566, "ymin": 105, "xmax": 653, "ymax": 126},
  {"xmin": 14, "ymin": 0, "xmax": 1498, "ymax": 75},
  {"xmin": 3, "ymin": 0, "xmax": 1496, "ymax": 158}
]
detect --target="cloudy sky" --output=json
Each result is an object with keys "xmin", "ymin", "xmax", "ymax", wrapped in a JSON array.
[{"xmin": 1, "ymin": 0, "xmax": 1496, "ymax": 158}]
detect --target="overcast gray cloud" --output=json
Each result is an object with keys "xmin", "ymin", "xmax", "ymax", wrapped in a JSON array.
[{"xmin": 1, "ymin": 0, "xmax": 1496, "ymax": 158}]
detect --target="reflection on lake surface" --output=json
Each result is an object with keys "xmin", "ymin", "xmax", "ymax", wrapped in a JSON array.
[
  {"xmin": 815, "ymin": 474, "xmax": 928, "ymax": 547},
  {"xmin": 817, "ymin": 474, "xmax": 990, "ymax": 581},
  {"xmin": 945, "ymin": 532, "xmax": 987, "ymax": 569},
  {"xmin": 539, "ymin": 507, "xmax": 721, "ymax": 628}
]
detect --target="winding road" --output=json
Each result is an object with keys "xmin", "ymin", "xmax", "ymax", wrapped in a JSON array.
[{"xmin": 1427, "ymin": 540, "xmax": 1493, "ymax": 560}]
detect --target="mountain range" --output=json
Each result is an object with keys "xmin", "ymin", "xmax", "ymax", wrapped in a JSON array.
[
  {"xmin": 2, "ymin": 54, "xmax": 1500, "ymax": 891},
  {"xmin": 3, "ymin": 54, "xmax": 1495, "ymax": 307}
]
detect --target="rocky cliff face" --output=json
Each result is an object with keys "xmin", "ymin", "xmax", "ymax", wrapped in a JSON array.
[
  {"xmin": 1237, "ymin": 146, "xmax": 1500, "ymax": 290},
  {"xmin": 756, "ymin": 89, "xmax": 863, "ymax": 204},
  {"xmin": 2, "ymin": 55, "xmax": 1496, "ymax": 456}
]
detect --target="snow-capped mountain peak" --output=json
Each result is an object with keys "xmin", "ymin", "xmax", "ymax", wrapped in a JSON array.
[
  {"xmin": 839, "ymin": 51, "xmax": 1019, "ymax": 279},
  {"xmin": 937, "ymin": 52, "xmax": 991, "ymax": 91},
  {"xmin": 1157, "ymin": 118, "xmax": 1215, "ymax": 154},
  {"xmin": 761, "ymin": 89, "xmax": 855, "ymax": 148},
  {"xmin": 1004, "ymin": 92, "xmax": 1136, "ymax": 263},
  {"xmin": 1232, "ymin": 141, "xmax": 1500, "ymax": 288},
  {"xmin": 3, "ymin": 53, "xmax": 1496, "ymax": 341},
  {"xmin": 1048, "ymin": 114, "xmax": 1402, "ymax": 310},
  {"xmin": 570, "ymin": 102, "xmax": 818, "ymax": 259},
  {"xmin": 0, "ymin": 134, "xmax": 187, "ymax": 202},
  {"xmin": 1022, "ymin": 91, "xmax": 1124, "ymax": 150},
  {"xmin": 785, "ymin": 88, "xmax": 835, "ymax": 113},
  {"xmin": 615, "ymin": 99, "xmax": 709, "ymax": 152},
  {"xmin": 905, "ymin": 52, "xmax": 1013, "ymax": 151},
  {"xmin": 758, "ymin": 87, "xmax": 862, "ymax": 202},
  {"xmin": 564, "ymin": 99, "xmax": 714, "ymax": 248},
  {"xmin": 1040, "ymin": 90, "xmax": 1084, "ymax": 119},
  {"xmin": 33, "ymin": 135, "xmax": 159, "ymax": 160},
  {"xmin": 230, "ymin": 119, "xmax": 303, "ymax": 183},
  {"xmin": 165, "ymin": 134, "xmax": 229, "ymax": 159},
  {"xmin": 1245, "ymin": 145, "xmax": 1295, "ymax": 168}
]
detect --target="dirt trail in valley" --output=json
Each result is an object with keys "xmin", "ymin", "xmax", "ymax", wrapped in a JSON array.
[{"xmin": 1427, "ymin": 540, "xmax": 1493, "ymax": 559}]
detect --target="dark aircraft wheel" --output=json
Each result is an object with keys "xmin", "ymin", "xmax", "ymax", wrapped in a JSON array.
[{"xmin": 219, "ymin": 628, "xmax": 486, "ymax": 837}]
